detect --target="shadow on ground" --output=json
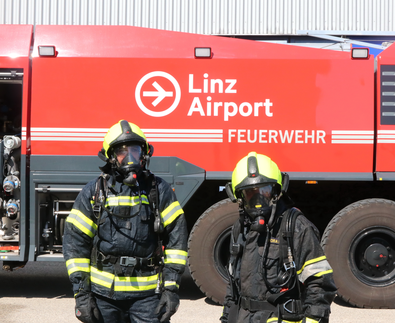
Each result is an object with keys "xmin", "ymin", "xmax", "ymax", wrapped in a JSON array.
[{"xmin": 0, "ymin": 261, "xmax": 72, "ymax": 298}]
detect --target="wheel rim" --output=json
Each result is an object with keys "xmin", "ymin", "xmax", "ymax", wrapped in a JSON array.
[
  {"xmin": 349, "ymin": 226, "xmax": 395, "ymax": 286},
  {"xmin": 213, "ymin": 227, "xmax": 232, "ymax": 281}
]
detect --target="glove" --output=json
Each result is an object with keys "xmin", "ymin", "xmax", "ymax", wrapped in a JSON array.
[
  {"xmin": 219, "ymin": 305, "xmax": 229, "ymax": 323},
  {"xmin": 75, "ymin": 291, "xmax": 101, "ymax": 323},
  {"xmin": 155, "ymin": 289, "xmax": 180, "ymax": 322}
]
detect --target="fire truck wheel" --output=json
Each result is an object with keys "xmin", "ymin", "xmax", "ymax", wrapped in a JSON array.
[
  {"xmin": 188, "ymin": 199, "xmax": 239, "ymax": 305},
  {"xmin": 322, "ymin": 198, "xmax": 395, "ymax": 308}
]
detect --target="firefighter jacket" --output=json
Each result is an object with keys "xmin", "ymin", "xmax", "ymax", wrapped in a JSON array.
[
  {"xmin": 63, "ymin": 172, "xmax": 188, "ymax": 300},
  {"xmin": 223, "ymin": 200, "xmax": 337, "ymax": 323}
]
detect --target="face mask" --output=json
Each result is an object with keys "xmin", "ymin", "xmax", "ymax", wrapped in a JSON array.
[
  {"xmin": 242, "ymin": 185, "xmax": 276, "ymax": 232},
  {"xmin": 113, "ymin": 144, "xmax": 143, "ymax": 185}
]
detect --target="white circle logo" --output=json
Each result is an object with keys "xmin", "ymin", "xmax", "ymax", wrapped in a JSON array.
[{"xmin": 135, "ymin": 71, "xmax": 181, "ymax": 117}]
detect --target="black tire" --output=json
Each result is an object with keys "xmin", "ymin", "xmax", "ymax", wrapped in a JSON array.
[
  {"xmin": 188, "ymin": 199, "xmax": 239, "ymax": 304},
  {"xmin": 322, "ymin": 198, "xmax": 395, "ymax": 308}
]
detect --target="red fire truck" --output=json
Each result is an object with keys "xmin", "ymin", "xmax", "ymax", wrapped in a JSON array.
[{"xmin": 1, "ymin": 24, "xmax": 395, "ymax": 308}]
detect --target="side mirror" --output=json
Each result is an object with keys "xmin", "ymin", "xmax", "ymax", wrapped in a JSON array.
[
  {"xmin": 281, "ymin": 172, "xmax": 289, "ymax": 193},
  {"xmin": 225, "ymin": 182, "xmax": 237, "ymax": 203}
]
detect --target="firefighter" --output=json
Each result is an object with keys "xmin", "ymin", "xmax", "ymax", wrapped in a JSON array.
[
  {"xmin": 63, "ymin": 120, "xmax": 188, "ymax": 323},
  {"xmin": 220, "ymin": 152, "xmax": 337, "ymax": 323}
]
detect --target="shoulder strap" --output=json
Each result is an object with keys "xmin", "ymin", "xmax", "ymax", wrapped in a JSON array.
[
  {"xmin": 146, "ymin": 173, "xmax": 163, "ymax": 234},
  {"xmin": 279, "ymin": 207, "xmax": 301, "ymax": 268},
  {"xmin": 266, "ymin": 208, "xmax": 302, "ymax": 307},
  {"xmin": 93, "ymin": 174, "xmax": 108, "ymax": 220}
]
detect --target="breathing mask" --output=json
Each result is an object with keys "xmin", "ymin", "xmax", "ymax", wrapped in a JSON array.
[
  {"xmin": 113, "ymin": 143, "xmax": 143, "ymax": 186},
  {"xmin": 241, "ymin": 184, "xmax": 277, "ymax": 231}
]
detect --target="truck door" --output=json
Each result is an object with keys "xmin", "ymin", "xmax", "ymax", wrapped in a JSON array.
[
  {"xmin": 375, "ymin": 43, "xmax": 395, "ymax": 178},
  {"xmin": 0, "ymin": 25, "xmax": 32, "ymax": 265}
]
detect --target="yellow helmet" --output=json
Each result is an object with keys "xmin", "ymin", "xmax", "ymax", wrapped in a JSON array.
[
  {"xmin": 102, "ymin": 120, "xmax": 149, "ymax": 158},
  {"xmin": 231, "ymin": 152, "xmax": 282, "ymax": 199}
]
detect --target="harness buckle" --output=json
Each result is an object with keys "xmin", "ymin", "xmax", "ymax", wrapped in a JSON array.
[
  {"xmin": 120, "ymin": 256, "xmax": 137, "ymax": 267},
  {"xmin": 283, "ymin": 299, "xmax": 302, "ymax": 315},
  {"xmin": 146, "ymin": 257, "xmax": 155, "ymax": 267},
  {"xmin": 97, "ymin": 251, "xmax": 106, "ymax": 263},
  {"xmin": 284, "ymin": 261, "xmax": 296, "ymax": 271},
  {"xmin": 93, "ymin": 205, "xmax": 102, "ymax": 219}
]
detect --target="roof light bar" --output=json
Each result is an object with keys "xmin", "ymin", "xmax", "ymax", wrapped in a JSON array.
[
  {"xmin": 351, "ymin": 48, "xmax": 369, "ymax": 59},
  {"xmin": 38, "ymin": 46, "xmax": 57, "ymax": 57},
  {"xmin": 195, "ymin": 47, "xmax": 212, "ymax": 58}
]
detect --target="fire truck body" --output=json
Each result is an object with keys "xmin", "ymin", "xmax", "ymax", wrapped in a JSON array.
[{"xmin": 1, "ymin": 24, "xmax": 395, "ymax": 308}]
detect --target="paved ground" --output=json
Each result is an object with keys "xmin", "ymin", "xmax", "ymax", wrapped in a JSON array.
[{"xmin": 0, "ymin": 261, "xmax": 393, "ymax": 323}]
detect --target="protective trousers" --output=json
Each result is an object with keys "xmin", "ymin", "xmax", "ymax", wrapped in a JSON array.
[{"xmin": 94, "ymin": 293, "xmax": 168, "ymax": 323}]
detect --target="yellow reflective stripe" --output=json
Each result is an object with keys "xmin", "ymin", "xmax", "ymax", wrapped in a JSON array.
[
  {"xmin": 66, "ymin": 258, "xmax": 90, "ymax": 275},
  {"xmin": 114, "ymin": 274, "xmax": 158, "ymax": 292},
  {"xmin": 164, "ymin": 281, "xmax": 179, "ymax": 289},
  {"xmin": 314, "ymin": 269, "xmax": 333, "ymax": 277},
  {"xmin": 91, "ymin": 266, "xmax": 115, "ymax": 289},
  {"xmin": 66, "ymin": 209, "xmax": 97, "ymax": 238},
  {"xmin": 297, "ymin": 255, "xmax": 327, "ymax": 275},
  {"xmin": 161, "ymin": 201, "xmax": 183, "ymax": 227},
  {"xmin": 298, "ymin": 255, "xmax": 332, "ymax": 283},
  {"xmin": 305, "ymin": 318, "xmax": 319, "ymax": 323},
  {"xmin": 164, "ymin": 249, "xmax": 188, "ymax": 265},
  {"xmin": 267, "ymin": 318, "xmax": 303, "ymax": 323},
  {"xmin": 105, "ymin": 195, "xmax": 149, "ymax": 207},
  {"xmin": 90, "ymin": 266, "xmax": 158, "ymax": 292}
]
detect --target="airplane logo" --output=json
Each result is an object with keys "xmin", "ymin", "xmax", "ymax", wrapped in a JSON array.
[
  {"xmin": 135, "ymin": 71, "xmax": 181, "ymax": 117},
  {"xmin": 143, "ymin": 81, "xmax": 173, "ymax": 106}
]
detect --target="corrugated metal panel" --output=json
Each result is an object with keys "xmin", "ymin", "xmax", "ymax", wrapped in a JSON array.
[{"xmin": 1, "ymin": 0, "xmax": 395, "ymax": 35}]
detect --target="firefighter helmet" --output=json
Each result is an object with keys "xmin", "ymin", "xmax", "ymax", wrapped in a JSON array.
[
  {"xmin": 230, "ymin": 152, "xmax": 283, "ymax": 230},
  {"xmin": 103, "ymin": 120, "xmax": 149, "ymax": 158},
  {"xmin": 102, "ymin": 120, "xmax": 152, "ymax": 185},
  {"xmin": 231, "ymin": 152, "xmax": 282, "ymax": 199}
]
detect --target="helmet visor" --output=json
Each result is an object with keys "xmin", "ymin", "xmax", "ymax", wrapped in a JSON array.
[
  {"xmin": 241, "ymin": 184, "xmax": 274, "ymax": 209},
  {"xmin": 113, "ymin": 144, "xmax": 143, "ymax": 167}
]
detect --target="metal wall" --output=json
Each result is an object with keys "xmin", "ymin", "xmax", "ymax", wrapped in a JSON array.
[{"xmin": 1, "ymin": 0, "xmax": 395, "ymax": 36}]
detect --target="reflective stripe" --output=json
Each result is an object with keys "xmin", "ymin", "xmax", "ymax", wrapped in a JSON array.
[
  {"xmin": 164, "ymin": 249, "xmax": 188, "ymax": 265},
  {"xmin": 91, "ymin": 266, "xmax": 114, "ymax": 289},
  {"xmin": 66, "ymin": 258, "xmax": 90, "ymax": 275},
  {"xmin": 115, "ymin": 275, "xmax": 158, "ymax": 291},
  {"xmin": 161, "ymin": 201, "xmax": 183, "ymax": 227},
  {"xmin": 314, "ymin": 269, "xmax": 333, "ymax": 277},
  {"xmin": 66, "ymin": 209, "xmax": 97, "ymax": 238},
  {"xmin": 164, "ymin": 280, "xmax": 179, "ymax": 289},
  {"xmin": 105, "ymin": 195, "xmax": 149, "ymax": 207},
  {"xmin": 306, "ymin": 318, "xmax": 319, "ymax": 323},
  {"xmin": 266, "ymin": 318, "xmax": 320, "ymax": 323},
  {"xmin": 267, "ymin": 318, "xmax": 303, "ymax": 323},
  {"xmin": 267, "ymin": 319, "xmax": 318, "ymax": 323},
  {"xmin": 90, "ymin": 266, "xmax": 158, "ymax": 292},
  {"xmin": 297, "ymin": 256, "xmax": 333, "ymax": 283}
]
